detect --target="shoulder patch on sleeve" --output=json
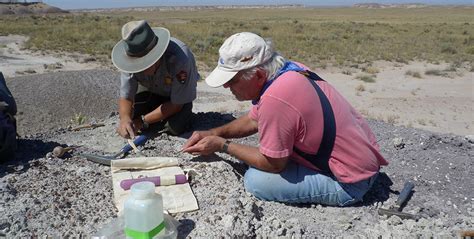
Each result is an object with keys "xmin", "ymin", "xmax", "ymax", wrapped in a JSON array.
[{"xmin": 176, "ymin": 70, "xmax": 188, "ymax": 84}]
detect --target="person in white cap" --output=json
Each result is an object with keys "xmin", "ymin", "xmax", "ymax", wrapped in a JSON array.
[
  {"xmin": 182, "ymin": 32, "xmax": 388, "ymax": 206},
  {"xmin": 111, "ymin": 20, "xmax": 199, "ymax": 138}
]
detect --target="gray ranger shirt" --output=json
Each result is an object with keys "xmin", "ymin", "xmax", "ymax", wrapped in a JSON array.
[{"xmin": 120, "ymin": 37, "xmax": 199, "ymax": 105}]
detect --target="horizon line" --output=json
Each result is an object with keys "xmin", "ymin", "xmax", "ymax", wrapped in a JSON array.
[{"xmin": 61, "ymin": 3, "xmax": 474, "ymax": 11}]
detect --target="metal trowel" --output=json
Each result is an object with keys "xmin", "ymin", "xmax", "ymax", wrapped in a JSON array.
[
  {"xmin": 378, "ymin": 181, "xmax": 419, "ymax": 220},
  {"xmin": 80, "ymin": 134, "xmax": 148, "ymax": 165}
]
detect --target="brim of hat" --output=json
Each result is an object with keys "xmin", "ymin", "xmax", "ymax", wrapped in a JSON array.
[
  {"xmin": 205, "ymin": 67, "xmax": 239, "ymax": 88},
  {"xmin": 111, "ymin": 27, "xmax": 170, "ymax": 73}
]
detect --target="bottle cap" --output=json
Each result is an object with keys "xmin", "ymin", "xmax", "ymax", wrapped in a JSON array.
[{"xmin": 130, "ymin": 181, "xmax": 155, "ymax": 199}]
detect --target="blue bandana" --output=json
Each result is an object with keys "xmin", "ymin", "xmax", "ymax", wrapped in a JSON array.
[{"xmin": 252, "ymin": 61, "xmax": 305, "ymax": 105}]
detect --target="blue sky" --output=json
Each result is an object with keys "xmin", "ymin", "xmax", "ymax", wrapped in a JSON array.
[{"xmin": 43, "ymin": 0, "xmax": 473, "ymax": 10}]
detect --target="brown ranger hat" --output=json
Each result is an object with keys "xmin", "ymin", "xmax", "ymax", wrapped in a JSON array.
[{"xmin": 111, "ymin": 20, "xmax": 170, "ymax": 73}]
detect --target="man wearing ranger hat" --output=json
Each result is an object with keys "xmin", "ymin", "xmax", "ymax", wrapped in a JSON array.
[
  {"xmin": 183, "ymin": 32, "xmax": 388, "ymax": 206},
  {"xmin": 111, "ymin": 20, "xmax": 199, "ymax": 138}
]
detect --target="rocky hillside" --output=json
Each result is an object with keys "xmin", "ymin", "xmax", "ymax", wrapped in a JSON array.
[
  {"xmin": 0, "ymin": 2, "xmax": 68, "ymax": 15},
  {"xmin": 353, "ymin": 3, "xmax": 427, "ymax": 8}
]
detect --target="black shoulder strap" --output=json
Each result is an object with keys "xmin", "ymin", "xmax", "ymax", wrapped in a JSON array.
[{"xmin": 293, "ymin": 70, "xmax": 336, "ymax": 177}]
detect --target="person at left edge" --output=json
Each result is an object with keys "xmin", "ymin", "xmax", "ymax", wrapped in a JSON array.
[{"xmin": 111, "ymin": 20, "xmax": 199, "ymax": 139}]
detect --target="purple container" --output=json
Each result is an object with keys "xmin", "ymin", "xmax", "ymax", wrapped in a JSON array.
[{"xmin": 120, "ymin": 174, "xmax": 187, "ymax": 190}]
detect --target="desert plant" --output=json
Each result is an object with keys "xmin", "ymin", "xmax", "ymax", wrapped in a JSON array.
[
  {"xmin": 355, "ymin": 74, "xmax": 376, "ymax": 83},
  {"xmin": 342, "ymin": 69, "xmax": 353, "ymax": 75},
  {"xmin": 71, "ymin": 113, "xmax": 86, "ymax": 125},
  {"xmin": 417, "ymin": 118, "xmax": 427, "ymax": 126},
  {"xmin": 445, "ymin": 64, "xmax": 458, "ymax": 72},
  {"xmin": 386, "ymin": 114, "xmax": 400, "ymax": 124},
  {"xmin": 441, "ymin": 44, "xmax": 457, "ymax": 54},
  {"xmin": 467, "ymin": 46, "xmax": 474, "ymax": 55},
  {"xmin": 405, "ymin": 70, "xmax": 422, "ymax": 78},
  {"xmin": 355, "ymin": 84, "xmax": 366, "ymax": 92},
  {"xmin": 412, "ymin": 72, "xmax": 422, "ymax": 78},
  {"xmin": 0, "ymin": 7, "xmax": 472, "ymax": 68},
  {"xmin": 363, "ymin": 66, "xmax": 379, "ymax": 74},
  {"xmin": 425, "ymin": 69, "xmax": 448, "ymax": 77}
]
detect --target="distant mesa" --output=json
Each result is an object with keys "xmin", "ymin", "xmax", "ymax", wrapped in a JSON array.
[
  {"xmin": 353, "ymin": 3, "xmax": 427, "ymax": 8},
  {"xmin": 71, "ymin": 4, "xmax": 305, "ymax": 13},
  {"xmin": 0, "ymin": 0, "xmax": 68, "ymax": 15}
]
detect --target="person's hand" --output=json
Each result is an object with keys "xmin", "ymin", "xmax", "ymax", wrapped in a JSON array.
[
  {"xmin": 182, "ymin": 130, "xmax": 214, "ymax": 151},
  {"xmin": 117, "ymin": 119, "xmax": 136, "ymax": 139},
  {"xmin": 132, "ymin": 118, "xmax": 144, "ymax": 131},
  {"xmin": 182, "ymin": 135, "xmax": 225, "ymax": 156}
]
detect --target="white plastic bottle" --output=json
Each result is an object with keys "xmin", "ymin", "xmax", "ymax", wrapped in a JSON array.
[{"xmin": 124, "ymin": 181, "xmax": 165, "ymax": 239}]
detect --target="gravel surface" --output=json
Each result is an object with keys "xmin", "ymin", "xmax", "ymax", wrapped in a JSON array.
[
  {"xmin": 1, "ymin": 70, "xmax": 473, "ymax": 238},
  {"xmin": 5, "ymin": 70, "xmax": 119, "ymax": 136}
]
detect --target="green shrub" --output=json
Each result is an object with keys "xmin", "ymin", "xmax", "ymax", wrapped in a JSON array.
[
  {"xmin": 71, "ymin": 113, "xmax": 86, "ymax": 125},
  {"xmin": 356, "ymin": 74, "xmax": 376, "ymax": 83},
  {"xmin": 425, "ymin": 69, "xmax": 442, "ymax": 75},
  {"xmin": 441, "ymin": 45, "xmax": 457, "ymax": 54},
  {"xmin": 467, "ymin": 46, "xmax": 474, "ymax": 55},
  {"xmin": 363, "ymin": 66, "xmax": 379, "ymax": 74},
  {"xmin": 412, "ymin": 72, "xmax": 422, "ymax": 78},
  {"xmin": 425, "ymin": 69, "xmax": 448, "ymax": 77},
  {"xmin": 405, "ymin": 70, "xmax": 422, "ymax": 78}
]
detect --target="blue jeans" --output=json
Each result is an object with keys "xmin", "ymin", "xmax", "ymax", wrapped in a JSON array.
[{"xmin": 243, "ymin": 161, "xmax": 378, "ymax": 206}]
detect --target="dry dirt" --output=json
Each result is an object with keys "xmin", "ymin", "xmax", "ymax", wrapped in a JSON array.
[{"xmin": 0, "ymin": 35, "xmax": 473, "ymax": 238}]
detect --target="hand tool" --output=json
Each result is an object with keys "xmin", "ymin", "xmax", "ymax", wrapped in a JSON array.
[
  {"xmin": 378, "ymin": 181, "xmax": 419, "ymax": 220},
  {"xmin": 127, "ymin": 138, "xmax": 145, "ymax": 156},
  {"xmin": 460, "ymin": 231, "xmax": 474, "ymax": 239},
  {"xmin": 120, "ymin": 174, "xmax": 188, "ymax": 190},
  {"xmin": 114, "ymin": 134, "xmax": 148, "ymax": 158},
  {"xmin": 80, "ymin": 134, "xmax": 148, "ymax": 165},
  {"xmin": 52, "ymin": 145, "xmax": 78, "ymax": 158}
]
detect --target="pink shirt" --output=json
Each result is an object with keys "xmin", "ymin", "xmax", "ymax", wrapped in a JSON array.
[{"xmin": 249, "ymin": 63, "xmax": 388, "ymax": 183}]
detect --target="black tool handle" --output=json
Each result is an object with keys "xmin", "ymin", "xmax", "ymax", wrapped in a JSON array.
[{"xmin": 396, "ymin": 181, "xmax": 414, "ymax": 207}]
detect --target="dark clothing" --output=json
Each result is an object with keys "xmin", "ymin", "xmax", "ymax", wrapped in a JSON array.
[{"xmin": 132, "ymin": 91, "xmax": 193, "ymax": 136}]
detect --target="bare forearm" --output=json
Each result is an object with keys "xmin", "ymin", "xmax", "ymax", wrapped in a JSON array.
[
  {"xmin": 211, "ymin": 114, "xmax": 258, "ymax": 139},
  {"xmin": 225, "ymin": 142, "xmax": 287, "ymax": 173},
  {"xmin": 117, "ymin": 98, "xmax": 136, "ymax": 138},
  {"xmin": 144, "ymin": 101, "xmax": 183, "ymax": 124},
  {"xmin": 118, "ymin": 98, "xmax": 133, "ymax": 121}
]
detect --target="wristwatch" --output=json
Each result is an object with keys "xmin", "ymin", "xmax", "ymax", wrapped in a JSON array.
[
  {"xmin": 222, "ymin": 140, "xmax": 231, "ymax": 154},
  {"xmin": 141, "ymin": 115, "xmax": 149, "ymax": 130}
]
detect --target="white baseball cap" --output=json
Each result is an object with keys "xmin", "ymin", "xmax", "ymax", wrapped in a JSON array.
[{"xmin": 205, "ymin": 32, "xmax": 274, "ymax": 87}]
